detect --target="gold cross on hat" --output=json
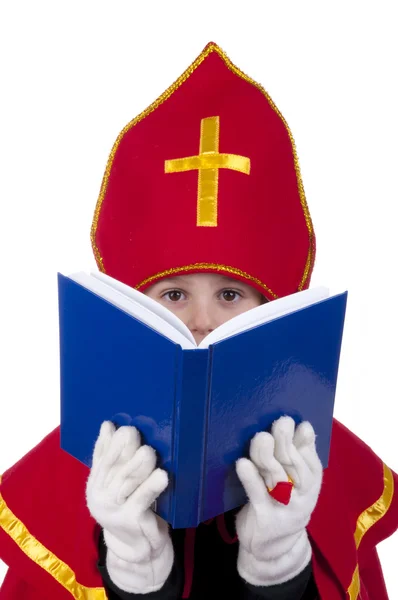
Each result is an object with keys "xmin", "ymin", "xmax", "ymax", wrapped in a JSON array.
[{"xmin": 165, "ymin": 116, "xmax": 250, "ymax": 227}]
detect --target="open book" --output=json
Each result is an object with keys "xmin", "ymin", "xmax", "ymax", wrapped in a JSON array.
[
  {"xmin": 58, "ymin": 270, "xmax": 347, "ymax": 528},
  {"xmin": 68, "ymin": 270, "xmax": 332, "ymax": 348}
]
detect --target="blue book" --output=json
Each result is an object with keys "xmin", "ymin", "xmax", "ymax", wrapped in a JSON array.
[{"xmin": 58, "ymin": 271, "xmax": 347, "ymax": 528}]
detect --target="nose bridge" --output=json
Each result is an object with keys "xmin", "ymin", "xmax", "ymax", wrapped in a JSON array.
[{"xmin": 189, "ymin": 295, "xmax": 213, "ymax": 331}]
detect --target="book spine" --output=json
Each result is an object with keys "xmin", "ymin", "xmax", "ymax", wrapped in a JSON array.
[{"xmin": 171, "ymin": 348, "xmax": 210, "ymax": 529}]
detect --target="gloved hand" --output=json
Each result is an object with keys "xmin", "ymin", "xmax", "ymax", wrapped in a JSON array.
[
  {"xmin": 86, "ymin": 421, "xmax": 173, "ymax": 594},
  {"xmin": 235, "ymin": 416, "xmax": 323, "ymax": 587}
]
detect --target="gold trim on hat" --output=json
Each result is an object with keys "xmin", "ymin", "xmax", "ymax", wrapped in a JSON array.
[
  {"xmin": 91, "ymin": 42, "xmax": 314, "ymax": 291},
  {"xmin": 135, "ymin": 262, "xmax": 278, "ymax": 299}
]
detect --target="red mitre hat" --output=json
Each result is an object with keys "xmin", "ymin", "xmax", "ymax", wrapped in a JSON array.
[{"xmin": 91, "ymin": 42, "xmax": 315, "ymax": 301}]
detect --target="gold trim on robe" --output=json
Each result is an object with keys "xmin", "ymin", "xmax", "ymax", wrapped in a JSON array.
[
  {"xmin": 0, "ymin": 475, "xmax": 107, "ymax": 600},
  {"xmin": 347, "ymin": 463, "xmax": 394, "ymax": 599}
]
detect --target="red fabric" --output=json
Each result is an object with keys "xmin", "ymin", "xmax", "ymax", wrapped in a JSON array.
[
  {"xmin": 0, "ymin": 569, "xmax": 41, "ymax": 600},
  {"xmin": 358, "ymin": 546, "xmax": 390, "ymax": 600},
  {"xmin": 268, "ymin": 480, "xmax": 293, "ymax": 505},
  {"xmin": 92, "ymin": 42, "xmax": 315, "ymax": 301},
  {"xmin": 216, "ymin": 514, "xmax": 237, "ymax": 544},
  {"xmin": 0, "ymin": 429, "xmax": 103, "ymax": 599},
  {"xmin": 0, "ymin": 420, "xmax": 397, "ymax": 599},
  {"xmin": 182, "ymin": 528, "xmax": 196, "ymax": 598},
  {"xmin": 307, "ymin": 420, "xmax": 398, "ymax": 599}
]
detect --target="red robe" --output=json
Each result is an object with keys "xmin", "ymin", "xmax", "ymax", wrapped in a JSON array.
[{"xmin": 0, "ymin": 419, "xmax": 397, "ymax": 600}]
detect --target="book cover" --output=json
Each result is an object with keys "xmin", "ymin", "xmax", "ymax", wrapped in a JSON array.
[{"xmin": 58, "ymin": 273, "xmax": 347, "ymax": 528}]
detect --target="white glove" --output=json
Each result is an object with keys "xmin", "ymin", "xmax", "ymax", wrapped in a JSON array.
[
  {"xmin": 86, "ymin": 421, "xmax": 173, "ymax": 594},
  {"xmin": 235, "ymin": 416, "xmax": 323, "ymax": 587}
]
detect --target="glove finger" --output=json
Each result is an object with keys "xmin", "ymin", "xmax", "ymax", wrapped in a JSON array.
[
  {"xmin": 272, "ymin": 416, "xmax": 310, "ymax": 490},
  {"xmin": 117, "ymin": 427, "xmax": 141, "ymax": 464},
  {"xmin": 116, "ymin": 445, "xmax": 157, "ymax": 503},
  {"xmin": 294, "ymin": 422, "xmax": 323, "ymax": 476},
  {"xmin": 128, "ymin": 468, "xmax": 169, "ymax": 514},
  {"xmin": 98, "ymin": 426, "xmax": 141, "ymax": 488},
  {"xmin": 236, "ymin": 458, "xmax": 270, "ymax": 507},
  {"xmin": 271, "ymin": 416, "xmax": 296, "ymax": 463},
  {"xmin": 293, "ymin": 421, "xmax": 315, "ymax": 448},
  {"xmin": 250, "ymin": 432, "xmax": 288, "ymax": 490},
  {"xmin": 91, "ymin": 421, "xmax": 115, "ymax": 468}
]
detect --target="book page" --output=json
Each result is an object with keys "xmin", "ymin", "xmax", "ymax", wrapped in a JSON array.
[
  {"xmin": 68, "ymin": 272, "xmax": 197, "ymax": 349},
  {"xmin": 197, "ymin": 286, "xmax": 331, "ymax": 349},
  {"xmin": 90, "ymin": 270, "xmax": 196, "ymax": 344}
]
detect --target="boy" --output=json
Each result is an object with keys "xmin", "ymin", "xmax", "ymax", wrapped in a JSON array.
[
  {"xmin": 0, "ymin": 42, "xmax": 397, "ymax": 599},
  {"xmin": 88, "ymin": 272, "xmax": 322, "ymax": 599}
]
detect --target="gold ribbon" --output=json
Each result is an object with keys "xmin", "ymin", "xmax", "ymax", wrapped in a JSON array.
[
  {"xmin": 0, "ymin": 475, "xmax": 106, "ymax": 600},
  {"xmin": 165, "ymin": 116, "xmax": 250, "ymax": 227},
  {"xmin": 347, "ymin": 463, "xmax": 394, "ymax": 599},
  {"xmin": 165, "ymin": 152, "xmax": 250, "ymax": 174}
]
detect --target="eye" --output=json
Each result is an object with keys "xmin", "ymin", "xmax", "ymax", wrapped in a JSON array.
[
  {"xmin": 220, "ymin": 289, "xmax": 242, "ymax": 302},
  {"xmin": 162, "ymin": 289, "xmax": 186, "ymax": 302}
]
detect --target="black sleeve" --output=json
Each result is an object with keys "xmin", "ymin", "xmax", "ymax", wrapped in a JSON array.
[
  {"xmin": 97, "ymin": 530, "xmax": 183, "ymax": 600},
  {"xmin": 241, "ymin": 562, "xmax": 318, "ymax": 600}
]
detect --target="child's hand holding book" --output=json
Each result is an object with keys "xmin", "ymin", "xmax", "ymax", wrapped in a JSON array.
[
  {"xmin": 86, "ymin": 416, "xmax": 322, "ymax": 595},
  {"xmin": 236, "ymin": 416, "xmax": 323, "ymax": 587},
  {"xmin": 86, "ymin": 422, "xmax": 173, "ymax": 594}
]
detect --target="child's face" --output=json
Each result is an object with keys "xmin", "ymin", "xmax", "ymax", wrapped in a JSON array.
[{"xmin": 144, "ymin": 273, "xmax": 265, "ymax": 345}]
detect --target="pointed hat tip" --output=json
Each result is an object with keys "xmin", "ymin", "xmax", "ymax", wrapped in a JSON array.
[{"xmin": 203, "ymin": 41, "xmax": 221, "ymax": 51}]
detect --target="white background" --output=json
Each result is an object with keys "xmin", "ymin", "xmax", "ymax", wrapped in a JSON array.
[{"xmin": 0, "ymin": 1, "xmax": 397, "ymax": 596}]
